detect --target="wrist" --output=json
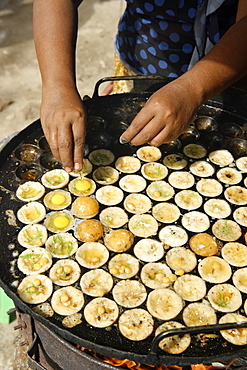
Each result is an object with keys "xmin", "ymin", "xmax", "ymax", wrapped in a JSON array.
[
  {"xmin": 42, "ymin": 81, "xmax": 79, "ymax": 100},
  {"xmin": 167, "ymin": 74, "xmax": 206, "ymax": 114}
]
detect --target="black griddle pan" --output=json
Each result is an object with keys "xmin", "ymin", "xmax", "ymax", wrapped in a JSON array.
[{"xmin": 1, "ymin": 76, "xmax": 247, "ymax": 366}]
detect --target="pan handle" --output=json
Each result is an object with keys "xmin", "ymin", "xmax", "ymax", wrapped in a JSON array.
[
  {"xmin": 146, "ymin": 321, "xmax": 247, "ymax": 365},
  {"xmin": 92, "ymin": 75, "xmax": 170, "ymax": 98}
]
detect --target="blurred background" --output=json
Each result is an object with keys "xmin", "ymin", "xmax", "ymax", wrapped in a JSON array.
[{"xmin": 0, "ymin": 0, "xmax": 121, "ymax": 142}]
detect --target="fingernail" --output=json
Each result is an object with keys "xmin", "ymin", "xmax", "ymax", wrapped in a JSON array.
[
  {"xmin": 65, "ymin": 167, "xmax": 72, "ymax": 173},
  {"xmin": 119, "ymin": 138, "xmax": 127, "ymax": 144},
  {"xmin": 74, "ymin": 163, "xmax": 81, "ymax": 171}
]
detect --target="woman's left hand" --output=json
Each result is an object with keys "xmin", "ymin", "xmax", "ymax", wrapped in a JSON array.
[{"xmin": 119, "ymin": 78, "xmax": 202, "ymax": 146}]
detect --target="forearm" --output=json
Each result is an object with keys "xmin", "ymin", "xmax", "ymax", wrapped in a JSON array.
[
  {"xmin": 33, "ymin": 0, "xmax": 86, "ymax": 171},
  {"xmin": 179, "ymin": 15, "xmax": 247, "ymax": 106},
  {"xmin": 33, "ymin": 0, "xmax": 82, "ymax": 91}
]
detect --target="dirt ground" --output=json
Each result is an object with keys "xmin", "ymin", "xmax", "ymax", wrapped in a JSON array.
[
  {"xmin": 0, "ymin": 0, "xmax": 121, "ymax": 143},
  {"xmin": 0, "ymin": 1, "xmax": 120, "ymax": 368}
]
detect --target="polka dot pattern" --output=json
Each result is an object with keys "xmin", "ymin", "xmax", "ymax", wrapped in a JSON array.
[{"xmin": 115, "ymin": 0, "xmax": 238, "ymax": 76}]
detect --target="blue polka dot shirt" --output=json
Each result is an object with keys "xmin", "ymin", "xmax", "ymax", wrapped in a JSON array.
[{"xmin": 115, "ymin": 0, "xmax": 238, "ymax": 77}]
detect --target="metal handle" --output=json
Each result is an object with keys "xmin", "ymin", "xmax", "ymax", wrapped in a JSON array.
[
  {"xmin": 27, "ymin": 332, "xmax": 47, "ymax": 370},
  {"xmin": 147, "ymin": 321, "xmax": 247, "ymax": 365},
  {"xmin": 92, "ymin": 75, "xmax": 170, "ymax": 98}
]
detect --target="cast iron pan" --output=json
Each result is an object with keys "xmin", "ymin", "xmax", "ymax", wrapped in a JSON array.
[{"xmin": 1, "ymin": 77, "xmax": 247, "ymax": 366}]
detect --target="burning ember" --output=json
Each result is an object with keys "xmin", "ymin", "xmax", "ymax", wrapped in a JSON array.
[{"xmin": 76, "ymin": 346, "xmax": 235, "ymax": 370}]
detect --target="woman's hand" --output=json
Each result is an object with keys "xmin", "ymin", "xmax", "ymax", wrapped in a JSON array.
[
  {"xmin": 119, "ymin": 79, "xmax": 202, "ymax": 147},
  {"xmin": 40, "ymin": 88, "xmax": 87, "ymax": 172},
  {"xmin": 33, "ymin": 0, "xmax": 86, "ymax": 172}
]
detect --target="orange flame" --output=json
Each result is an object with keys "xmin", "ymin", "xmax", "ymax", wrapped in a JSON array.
[{"xmin": 76, "ymin": 345, "xmax": 234, "ymax": 370}]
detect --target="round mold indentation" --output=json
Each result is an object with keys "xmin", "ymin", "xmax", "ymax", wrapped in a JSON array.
[
  {"xmin": 242, "ymin": 123, "xmax": 247, "ymax": 138},
  {"xmin": 83, "ymin": 143, "xmax": 89, "ymax": 157},
  {"xmin": 39, "ymin": 152, "xmax": 62, "ymax": 170},
  {"xmin": 13, "ymin": 144, "xmax": 41, "ymax": 163},
  {"xmin": 160, "ymin": 139, "xmax": 182, "ymax": 154},
  {"xmin": 87, "ymin": 115, "xmax": 106, "ymax": 131},
  {"xmin": 103, "ymin": 107, "xmax": 128, "ymax": 123},
  {"xmin": 37, "ymin": 136, "xmax": 50, "ymax": 151},
  {"xmin": 228, "ymin": 138, "xmax": 247, "ymax": 159},
  {"xmin": 111, "ymin": 140, "xmax": 137, "ymax": 157},
  {"xmin": 220, "ymin": 122, "xmax": 243, "ymax": 138},
  {"xmin": 105, "ymin": 121, "xmax": 129, "ymax": 137},
  {"xmin": 194, "ymin": 116, "xmax": 218, "ymax": 132},
  {"xmin": 179, "ymin": 126, "xmax": 200, "ymax": 144},
  {"xmin": 201, "ymin": 132, "xmax": 226, "ymax": 151},
  {"xmin": 126, "ymin": 101, "xmax": 146, "ymax": 116},
  {"xmin": 86, "ymin": 116, "xmax": 107, "ymax": 133},
  {"xmin": 85, "ymin": 116, "xmax": 108, "ymax": 147},
  {"xmin": 86, "ymin": 132, "xmax": 112, "ymax": 150},
  {"xmin": 242, "ymin": 122, "xmax": 247, "ymax": 132},
  {"xmin": 15, "ymin": 163, "xmax": 43, "ymax": 181}
]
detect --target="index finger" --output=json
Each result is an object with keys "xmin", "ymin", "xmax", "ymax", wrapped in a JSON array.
[
  {"xmin": 119, "ymin": 108, "xmax": 154, "ymax": 145},
  {"xmin": 72, "ymin": 115, "xmax": 86, "ymax": 171}
]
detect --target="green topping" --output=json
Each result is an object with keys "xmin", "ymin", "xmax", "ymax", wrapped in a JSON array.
[
  {"xmin": 221, "ymin": 220, "xmax": 231, "ymax": 235},
  {"xmin": 152, "ymin": 185, "xmax": 171, "ymax": 199},
  {"xmin": 230, "ymin": 313, "xmax": 238, "ymax": 322},
  {"xmin": 186, "ymin": 146, "xmax": 198, "ymax": 155},
  {"xmin": 168, "ymin": 155, "xmax": 184, "ymax": 165},
  {"xmin": 46, "ymin": 173, "xmax": 65, "ymax": 185},
  {"xmin": 91, "ymin": 279, "xmax": 100, "ymax": 285},
  {"xmin": 92, "ymin": 152, "xmax": 110, "ymax": 164},
  {"xmin": 102, "ymin": 215, "xmax": 114, "ymax": 225},
  {"xmin": 22, "ymin": 284, "xmax": 43, "ymax": 295},
  {"xmin": 145, "ymin": 165, "xmax": 163, "ymax": 178},
  {"xmin": 188, "ymin": 191, "xmax": 198, "ymax": 197},
  {"xmin": 57, "ymin": 270, "xmax": 71, "ymax": 280},
  {"xmin": 20, "ymin": 253, "xmax": 40, "ymax": 259},
  {"xmin": 181, "ymin": 214, "xmax": 189, "ymax": 223},
  {"xmin": 132, "ymin": 218, "xmax": 152, "ymax": 229},
  {"xmin": 212, "ymin": 204, "xmax": 223, "ymax": 211},
  {"xmin": 20, "ymin": 252, "xmax": 48, "ymax": 270},
  {"xmin": 83, "ymin": 249, "xmax": 88, "ymax": 260},
  {"xmin": 240, "ymin": 276, "xmax": 247, "ymax": 284},
  {"xmin": 185, "ymin": 145, "xmax": 205, "ymax": 157},
  {"xmin": 20, "ymin": 188, "xmax": 40, "ymax": 199},
  {"xmin": 23, "ymin": 227, "xmax": 44, "ymax": 245},
  {"xmin": 26, "ymin": 205, "xmax": 41, "ymax": 221},
  {"xmin": 50, "ymin": 235, "xmax": 74, "ymax": 256},
  {"xmin": 95, "ymin": 168, "xmax": 113, "ymax": 182},
  {"xmin": 34, "ymin": 206, "xmax": 41, "ymax": 215},
  {"xmin": 216, "ymin": 292, "xmax": 230, "ymax": 308}
]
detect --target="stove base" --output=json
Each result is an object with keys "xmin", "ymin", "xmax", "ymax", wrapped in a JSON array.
[
  {"xmin": 13, "ymin": 312, "xmax": 126, "ymax": 370},
  {"xmin": 12, "ymin": 311, "xmax": 247, "ymax": 370}
]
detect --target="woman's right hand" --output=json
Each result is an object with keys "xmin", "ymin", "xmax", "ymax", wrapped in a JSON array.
[
  {"xmin": 40, "ymin": 87, "xmax": 87, "ymax": 173},
  {"xmin": 33, "ymin": 0, "xmax": 86, "ymax": 172}
]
